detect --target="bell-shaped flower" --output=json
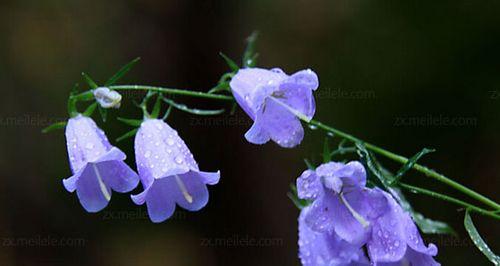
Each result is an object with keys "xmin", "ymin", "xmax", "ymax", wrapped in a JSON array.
[
  {"xmin": 131, "ymin": 119, "xmax": 220, "ymax": 223},
  {"xmin": 230, "ymin": 68, "xmax": 318, "ymax": 148},
  {"xmin": 63, "ymin": 115, "xmax": 139, "ymax": 212},
  {"xmin": 298, "ymin": 206, "xmax": 369, "ymax": 266},
  {"xmin": 297, "ymin": 161, "xmax": 388, "ymax": 246},
  {"xmin": 367, "ymin": 192, "xmax": 440, "ymax": 266}
]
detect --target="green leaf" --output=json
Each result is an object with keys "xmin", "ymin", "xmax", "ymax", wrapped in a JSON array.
[
  {"xmin": 208, "ymin": 82, "xmax": 230, "ymax": 94},
  {"xmin": 98, "ymin": 106, "xmax": 108, "ymax": 122},
  {"xmin": 41, "ymin": 121, "xmax": 67, "ymax": 133},
  {"xmin": 392, "ymin": 148, "xmax": 435, "ymax": 184},
  {"xmin": 105, "ymin": 57, "xmax": 141, "ymax": 86},
  {"xmin": 304, "ymin": 158, "xmax": 315, "ymax": 170},
  {"xmin": 464, "ymin": 210, "xmax": 500, "ymax": 265},
  {"xmin": 323, "ymin": 137, "xmax": 331, "ymax": 163},
  {"xmin": 83, "ymin": 102, "xmax": 98, "ymax": 116},
  {"xmin": 162, "ymin": 98, "xmax": 225, "ymax": 116},
  {"xmin": 117, "ymin": 117, "xmax": 143, "ymax": 127},
  {"xmin": 116, "ymin": 128, "xmax": 139, "ymax": 142},
  {"xmin": 81, "ymin": 72, "xmax": 98, "ymax": 89},
  {"xmin": 219, "ymin": 52, "xmax": 239, "ymax": 72},
  {"xmin": 162, "ymin": 105, "xmax": 173, "ymax": 120},
  {"xmin": 412, "ymin": 211, "xmax": 456, "ymax": 235},
  {"xmin": 151, "ymin": 94, "xmax": 162, "ymax": 118},
  {"xmin": 243, "ymin": 31, "xmax": 259, "ymax": 67},
  {"xmin": 356, "ymin": 142, "xmax": 393, "ymax": 188}
]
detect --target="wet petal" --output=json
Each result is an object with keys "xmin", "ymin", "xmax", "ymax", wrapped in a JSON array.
[
  {"xmin": 405, "ymin": 247, "xmax": 440, "ymax": 266},
  {"xmin": 145, "ymin": 179, "xmax": 176, "ymax": 223},
  {"xmin": 97, "ymin": 161, "xmax": 139, "ymax": 193},
  {"xmin": 278, "ymin": 69, "xmax": 319, "ymax": 120},
  {"xmin": 75, "ymin": 165, "xmax": 112, "ymax": 213},
  {"xmin": 172, "ymin": 171, "xmax": 210, "ymax": 211},
  {"xmin": 244, "ymin": 120, "xmax": 271, "ymax": 145},
  {"xmin": 297, "ymin": 169, "xmax": 323, "ymax": 200},
  {"xmin": 404, "ymin": 213, "xmax": 438, "ymax": 256},
  {"xmin": 196, "ymin": 170, "xmax": 221, "ymax": 185},
  {"xmin": 334, "ymin": 161, "xmax": 367, "ymax": 189}
]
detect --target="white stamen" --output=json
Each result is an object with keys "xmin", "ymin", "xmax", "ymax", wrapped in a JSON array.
[
  {"xmin": 268, "ymin": 97, "xmax": 311, "ymax": 122},
  {"xmin": 92, "ymin": 164, "xmax": 111, "ymax": 201},
  {"xmin": 339, "ymin": 192, "xmax": 370, "ymax": 228},
  {"xmin": 175, "ymin": 175, "xmax": 193, "ymax": 203}
]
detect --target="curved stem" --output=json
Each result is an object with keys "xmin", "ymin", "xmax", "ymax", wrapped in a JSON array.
[
  {"xmin": 109, "ymin": 85, "xmax": 234, "ymax": 101},
  {"xmin": 400, "ymin": 183, "xmax": 500, "ymax": 220},
  {"xmin": 305, "ymin": 119, "xmax": 500, "ymax": 210}
]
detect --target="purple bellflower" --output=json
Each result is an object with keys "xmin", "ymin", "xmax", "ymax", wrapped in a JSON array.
[
  {"xmin": 63, "ymin": 115, "xmax": 139, "ymax": 212},
  {"xmin": 296, "ymin": 161, "xmax": 439, "ymax": 265},
  {"xmin": 230, "ymin": 68, "xmax": 318, "ymax": 148},
  {"xmin": 131, "ymin": 119, "xmax": 220, "ymax": 223}
]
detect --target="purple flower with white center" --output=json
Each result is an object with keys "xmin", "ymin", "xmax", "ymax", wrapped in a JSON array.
[
  {"xmin": 131, "ymin": 119, "xmax": 220, "ymax": 223},
  {"xmin": 297, "ymin": 161, "xmax": 388, "ymax": 246},
  {"xmin": 63, "ymin": 115, "xmax": 139, "ymax": 212},
  {"xmin": 367, "ymin": 192, "xmax": 440, "ymax": 266},
  {"xmin": 299, "ymin": 206, "xmax": 369, "ymax": 266},
  {"xmin": 230, "ymin": 67, "xmax": 318, "ymax": 148}
]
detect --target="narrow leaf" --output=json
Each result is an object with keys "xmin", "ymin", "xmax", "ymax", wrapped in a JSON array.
[
  {"xmin": 464, "ymin": 210, "xmax": 500, "ymax": 265},
  {"xmin": 219, "ymin": 52, "xmax": 239, "ymax": 72},
  {"xmin": 151, "ymin": 94, "xmax": 162, "ymax": 118},
  {"xmin": 162, "ymin": 105, "xmax": 173, "ymax": 120},
  {"xmin": 98, "ymin": 106, "xmax": 108, "ymax": 122},
  {"xmin": 105, "ymin": 57, "xmax": 141, "ymax": 86},
  {"xmin": 392, "ymin": 148, "xmax": 435, "ymax": 184},
  {"xmin": 304, "ymin": 158, "xmax": 315, "ymax": 170},
  {"xmin": 163, "ymin": 98, "xmax": 225, "ymax": 116},
  {"xmin": 356, "ymin": 142, "xmax": 393, "ymax": 188},
  {"xmin": 117, "ymin": 117, "xmax": 143, "ymax": 127},
  {"xmin": 83, "ymin": 102, "xmax": 98, "ymax": 116},
  {"xmin": 81, "ymin": 72, "xmax": 98, "ymax": 89},
  {"xmin": 116, "ymin": 128, "xmax": 139, "ymax": 142},
  {"xmin": 208, "ymin": 82, "xmax": 230, "ymax": 94},
  {"xmin": 411, "ymin": 211, "xmax": 456, "ymax": 235},
  {"xmin": 323, "ymin": 137, "xmax": 331, "ymax": 163},
  {"xmin": 41, "ymin": 121, "xmax": 67, "ymax": 134},
  {"xmin": 243, "ymin": 31, "xmax": 259, "ymax": 67}
]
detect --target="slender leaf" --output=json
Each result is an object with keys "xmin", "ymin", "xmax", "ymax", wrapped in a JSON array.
[
  {"xmin": 151, "ymin": 94, "xmax": 162, "ymax": 118},
  {"xmin": 117, "ymin": 117, "xmax": 143, "ymax": 127},
  {"xmin": 83, "ymin": 102, "xmax": 98, "ymax": 116},
  {"xmin": 81, "ymin": 72, "xmax": 98, "ymax": 89},
  {"xmin": 116, "ymin": 128, "xmax": 139, "ymax": 142},
  {"xmin": 464, "ymin": 210, "xmax": 500, "ymax": 265},
  {"xmin": 219, "ymin": 52, "xmax": 239, "ymax": 72},
  {"xmin": 243, "ymin": 31, "xmax": 259, "ymax": 67},
  {"xmin": 163, "ymin": 98, "xmax": 225, "ymax": 116},
  {"xmin": 323, "ymin": 137, "xmax": 331, "ymax": 163},
  {"xmin": 41, "ymin": 121, "xmax": 67, "ymax": 133},
  {"xmin": 304, "ymin": 158, "xmax": 315, "ymax": 170},
  {"xmin": 208, "ymin": 82, "xmax": 230, "ymax": 94},
  {"xmin": 98, "ymin": 106, "xmax": 108, "ymax": 122},
  {"xmin": 392, "ymin": 148, "xmax": 435, "ymax": 184},
  {"xmin": 105, "ymin": 57, "xmax": 141, "ymax": 86},
  {"xmin": 356, "ymin": 142, "xmax": 393, "ymax": 187},
  {"xmin": 162, "ymin": 105, "xmax": 173, "ymax": 120},
  {"xmin": 412, "ymin": 211, "xmax": 456, "ymax": 235}
]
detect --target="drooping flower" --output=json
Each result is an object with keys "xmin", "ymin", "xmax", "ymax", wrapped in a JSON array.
[
  {"xmin": 63, "ymin": 115, "xmax": 139, "ymax": 212},
  {"xmin": 297, "ymin": 161, "xmax": 388, "ymax": 245},
  {"xmin": 230, "ymin": 68, "xmax": 318, "ymax": 148},
  {"xmin": 131, "ymin": 119, "xmax": 220, "ymax": 223},
  {"xmin": 93, "ymin": 87, "xmax": 122, "ymax": 108},
  {"xmin": 296, "ymin": 161, "xmax": 440, "ymax": 265},
  {"xmin": 298, "ymin": 206, "xmax": 369, "ymax": 266}
]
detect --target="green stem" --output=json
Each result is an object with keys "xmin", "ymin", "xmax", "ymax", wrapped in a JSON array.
[
  {"xmin": 109, "ymin": 85, "xmax": 234, "ymax": 101},
  {"xmin": 305, "ymin": 119, "xmax": 500, "ymax": 210},
  {"xmin": 400, "ymin": 183, "xmax": 500, "ymax": 220}
]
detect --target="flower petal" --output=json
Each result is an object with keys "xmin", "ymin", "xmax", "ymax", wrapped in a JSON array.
[
  {"xmin": 278, "ymin": 69, "xmax": 319, "ymax": 120},
  {"xmin": 75, "ymin": 165, "xmax": 112, "ymax": 213},
  {"xmin": 244, "ymin": 120, "xmax": 271, "ymax": 145},
  {"xmin": 404, "ymin": 214, "xmax": 438, "ymax": 256},
  {"xmin": 367, "ymin": 193, "xmax": 407, "ymax": 263},
  {"xmin": 173, "ymin": 171, "xmax": 210, "ymax": 211},
  {"xmin": 334, "ymin": 161, "xmax": 367, "ymax": 189},
  {"xmin": 144, "ymin": 179, "xmax": 176, "ymax": 223},
  {"xmin": 297, "ymin": 169, "xmax": 323, "ymax": 200},
  {"xmin": 405, "ymin": 247, "xmax": 440, "ymax": 266},
  {"xmin": 196, "ymin": 170, "xmax": 221, "ymax": 185},
  {"xmin": 230, "ymin": 68, "xmax": 287, "ymax": 119},
  {"xmin": 97, "ymin": 161, "xmax": 139, "ymax": 193},
  {"xmin": 258, "ymin": 97, "xmax": 304, "ymax": 148},
  {"xmin": 299, "ymin": 206, "xmax": 368, "ymax": 266}
]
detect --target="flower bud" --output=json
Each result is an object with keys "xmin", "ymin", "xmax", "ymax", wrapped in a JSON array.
[{"xmin": 93, "ymin": 87, "xmax": 122, "ymax": 109}]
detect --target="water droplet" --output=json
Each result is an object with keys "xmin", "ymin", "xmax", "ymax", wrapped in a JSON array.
[
  {"xmin": 85, "ymin": 143, "xmax": 94, "ymax": 150},
  {"xmin": 308, "ymin": 124, "xmax": 318, "ymax": 130},
  {"xmin": 144, "ymin": 151, "xmax": 151, "ymax": 158},
  {"xmin": 175, "ymin": 155, "xmax": 183, "ymax": 164},
  {"xmin": 167, "ymin": 138, "xmax": 174, "ymax": 145}
]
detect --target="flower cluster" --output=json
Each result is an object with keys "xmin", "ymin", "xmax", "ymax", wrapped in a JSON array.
[
  {"xmin": 63, "ymin": 113, "xmax": 219, "ymax": 223},
  {"xmin": 296, "ymin": 161, "xmax": 440, "ymax": 265}
]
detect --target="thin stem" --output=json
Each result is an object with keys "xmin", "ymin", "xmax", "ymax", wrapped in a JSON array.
[
  {"xmin": 305, "ymin": 119, "xmax": 500, "ymax": 210},
  {"xmin": 400, "ymin": 183, "xmax": 500, "ymax": 220},
  {"xmin": 109, "ymin": 85, "xmax": 234, "ymax": 101}
]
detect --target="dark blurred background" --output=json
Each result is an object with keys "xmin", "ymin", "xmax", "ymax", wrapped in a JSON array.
[{"xmin": 1, "ymin": 0, "xmax": 499, "ymax": 265}]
